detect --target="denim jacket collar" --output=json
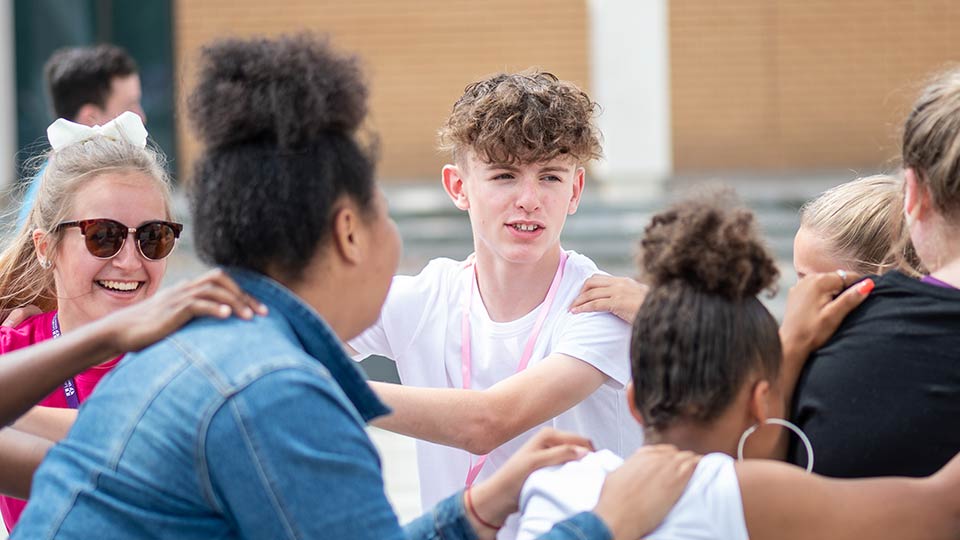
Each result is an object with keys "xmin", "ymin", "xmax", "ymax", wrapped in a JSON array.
[{"xmin": 227, "ymin": 267, "xmax": 390, "ymax": 422}]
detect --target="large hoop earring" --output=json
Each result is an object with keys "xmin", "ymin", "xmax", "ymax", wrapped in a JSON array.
[{"xmin": 737, "ymin": 418, "xmax": 814, "ymax": 473}]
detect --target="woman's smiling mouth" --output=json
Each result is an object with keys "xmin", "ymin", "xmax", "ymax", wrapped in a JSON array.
[{"xmin": 96, "ymin": 280, "xmax": 143, "ymax": 292}]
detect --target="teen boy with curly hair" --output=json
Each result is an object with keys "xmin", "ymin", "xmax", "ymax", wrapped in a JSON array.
[{"xmin": 351, "ymin": 71, "xmax": 642, "ymax": 539}]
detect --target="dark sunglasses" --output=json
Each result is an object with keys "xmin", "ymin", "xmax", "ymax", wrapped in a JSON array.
[{"xmin": 56, "ymin": 218, "xmax": 183, "ymax": 261}]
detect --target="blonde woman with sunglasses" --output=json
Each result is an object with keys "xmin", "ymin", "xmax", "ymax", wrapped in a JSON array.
[{"xmin": 0, "ymin": 112, "xmax": 182, "ymax": 532}]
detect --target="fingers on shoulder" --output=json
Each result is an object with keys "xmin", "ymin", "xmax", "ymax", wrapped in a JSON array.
[
  {"xmin": 180, "ymin": 269, "xmax": 266, "ymax": 317},
  {"xmin": 530, "ymin": 427, "xmax": 593, "ymax": 451},
  {"xmin": 529, "ymin": 443, "xmax": 591, "ymax": 469},
  {"xmin": 582, "ymin": 274, "xmax": 614, "ymax": 289},
  {"xmin": 824, "ymin": 278, "xmax": 873, "ymax": 320},
  {"xmin": 571, "ymin": 299, "xmax": 613, "ymax": 314},
  {"xmin": 572, "ymin": 284, "xmax": 612, "ymax": 307}
]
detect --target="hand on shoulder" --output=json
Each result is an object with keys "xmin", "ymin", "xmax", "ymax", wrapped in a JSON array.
[
  {"xmin": 100, "ymin": 268, "xmax": 267, "ymax": 355},
  {"xmin": 780, "ymin": 271, "xmax": 874, "ymax": 362},
  {"xmin": 1, "ymin": 305, "xmax": 43, "ymax": 328},
  {"xmin": 570, "ymin": 274, "xmax": 648, "ymax": 324}
]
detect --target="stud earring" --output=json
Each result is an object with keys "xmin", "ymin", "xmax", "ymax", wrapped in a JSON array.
[{"xmin": 39, "ymin": 258, "xmax": 51, "ymax": 270}]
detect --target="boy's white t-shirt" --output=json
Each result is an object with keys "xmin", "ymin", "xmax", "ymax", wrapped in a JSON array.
[
  {"xmin": 517, "ymin": 450, "xmax": 749, "ymax": 540},
  {"xmin": 350, "ymin": 250, "xmax": 643, "ymax": 512}
]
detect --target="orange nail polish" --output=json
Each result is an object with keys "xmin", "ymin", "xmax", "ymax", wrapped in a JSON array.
[{"xmin": 857, "ymin": 279, "xmax": 875, "ymax": 295}]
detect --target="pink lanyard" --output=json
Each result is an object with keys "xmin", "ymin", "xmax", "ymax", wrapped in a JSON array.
[{"xmin": 460, "ymin": 250, "xmax": 568, "ymax": 486}]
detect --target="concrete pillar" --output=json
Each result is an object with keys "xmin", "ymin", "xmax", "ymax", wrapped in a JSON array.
[
  {"xmin": 587, "ymin": 0, "xmax": 671, "ymax": 199},
  {"xmin": 0, "ymin": 0, "xmax": 15, "ymax": 189}
]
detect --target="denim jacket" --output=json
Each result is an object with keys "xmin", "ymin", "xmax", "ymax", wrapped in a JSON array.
[{"xmin": 14, "ymin": 269, "xmax": 610, "ymax": 540}]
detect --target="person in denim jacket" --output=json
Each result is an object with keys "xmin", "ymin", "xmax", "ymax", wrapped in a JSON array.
[{"xmin": 13, "ymin": 34, "xmax": 698, "ymax": 540}]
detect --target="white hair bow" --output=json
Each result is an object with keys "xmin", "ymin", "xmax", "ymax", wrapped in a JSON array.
[{"xmin": 46, "ymin": 111, "xmax": 148, "ymax": 151}]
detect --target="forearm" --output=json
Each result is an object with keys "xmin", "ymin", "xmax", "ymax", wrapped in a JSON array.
[
  {"xmin": 775, "ymin": 479, "xmax": 955, "ymax": 540},
  {"xmin": 820, "ymin": 478, "xmax": 958, "ymax": 540},
  {"xmin": 0, "ymin": 320, "xmax": 118, "ymax": 427},
  {"xmin": 12, "ymin": 406, "xmax": 78, "ymax": 442},
  {"xmin": 768, "ymin": 330, "xmax": 809, "ymax": 460},
  {"xmin": 370, "ymin": 382, "xmax": 505, "ymax": 454},
  {"xmin": 740, "ymin": 460, "xmax": 960, "ymax": 540},
  {"xmin": 371, "ymin": 355, "xmax": 607, "ymax": 455},
  {"xmin": 0, "ymin": 427, "xmax": 54, "ymax": 498}
]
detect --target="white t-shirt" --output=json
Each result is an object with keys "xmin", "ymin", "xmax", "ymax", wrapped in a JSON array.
[
  {"xmin": 351, "ymin": 251, "xmax": 642, "ymax": 530},
  {"xmin": 517, "ymin": 450, "xmax": 749, "ymax": 540}
]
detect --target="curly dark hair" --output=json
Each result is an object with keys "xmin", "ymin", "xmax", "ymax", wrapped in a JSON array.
[
  {"xmin": 631, "ymin": 192, "xmax": 782, "ymax": 431},
  {"xmin": 438, "ymin": 70, "xmax": 602, "ymax": 165},
  {"xmin": 187, "ymin": 33, "xmax": 376, "ymax": 282},
  {"xmin": 44, "ymin": 44, "xmax": 138, "ymax": 120}
]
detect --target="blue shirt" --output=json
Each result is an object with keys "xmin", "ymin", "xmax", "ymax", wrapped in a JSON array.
[{"xmin": 14, "ymin": 269, "xmax": 610, "ymax": 540}]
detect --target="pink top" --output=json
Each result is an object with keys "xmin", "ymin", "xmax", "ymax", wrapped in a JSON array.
[{"xmin": 0, "ymin": 311, "xmax": 121, "ymax": 532}]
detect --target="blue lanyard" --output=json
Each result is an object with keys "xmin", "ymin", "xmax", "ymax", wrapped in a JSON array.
[{"xmin": 51, "ymin": 314, "xmax": 80, "ymax": 409}]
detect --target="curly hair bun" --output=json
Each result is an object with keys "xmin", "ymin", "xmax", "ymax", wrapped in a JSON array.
[
  {"xmin": 189, "ymin": 33, "xmax": 367, "ymax": 150},
  {"xmin": 640, "ymin": 192, "xmax": 779, "ymax": 300}
]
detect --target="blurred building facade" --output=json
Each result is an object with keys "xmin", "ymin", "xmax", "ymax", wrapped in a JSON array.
[
  {"xmin": 3, "ymin": 1, "xmax": 960, "ymax": 189},
  {"xmin": 670, "ymin": 0, "xmax": 960, "ymax": 173},
  {"xmin": 7, "ymin": 0, "xmax": 175, "ymax": 187},
  {"xmin": 173, "ymin": 0, "xmax": 593, "ymax": 183}
]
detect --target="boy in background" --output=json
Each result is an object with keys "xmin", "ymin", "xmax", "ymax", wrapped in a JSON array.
[{"xmin": 18, "ymin": 44, "xmax": 144, "ymax": 225}]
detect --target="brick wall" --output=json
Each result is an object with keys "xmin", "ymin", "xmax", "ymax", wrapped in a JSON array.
[
  {"xmin": 670, "ymin": 0, "xmax": 960, "ymax": 172},
  {"xmin": 173, "ymin": 0, "xmax": 589, "ymax": 182}
]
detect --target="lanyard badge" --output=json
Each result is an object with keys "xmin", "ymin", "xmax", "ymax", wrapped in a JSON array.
[
  {"xmin": 459, "ymin": 251, "xmax": 568, "ymax": 485},
  {"xmin": 51, "ymin": 314, "xmax": 81, "ymax": 409}
]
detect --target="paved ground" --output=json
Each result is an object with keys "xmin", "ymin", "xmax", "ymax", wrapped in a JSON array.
[{"xmin": 369, "ymin": 428, "xmax": 423, "ymax": 522}]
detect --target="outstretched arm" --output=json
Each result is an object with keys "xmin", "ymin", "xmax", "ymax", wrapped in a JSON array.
[
  {"xmin": 738, "ymin": 456, "xmax": 960, "ymax": 540},
  {"xmin": 371, "ymin": 354, "xmax": 609, "ymax": 455}
]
